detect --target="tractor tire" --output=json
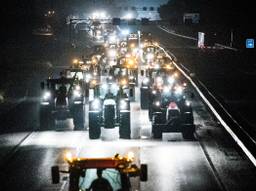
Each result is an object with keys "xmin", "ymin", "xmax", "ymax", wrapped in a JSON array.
[
  {"xmin": 140, "ymin": 164, "xmax": 148, "ymax": 181},
  {"xmin": 152, "ymin": 125, "xmax": 162, "ymax": 139},
  {"xmin": 119, "ymin": 112, "xmax": 131, "ymax": 139},
  {"xmin": 73, "ymin": 105, "xmax": 85, "ymax": 130},
  {"xmin": 140, "ymin": 88, "xmax": 149, "ymax": 109},
  {"xmin": 89, "ymin": 112, "xmax": 101, "ymax": 139}
]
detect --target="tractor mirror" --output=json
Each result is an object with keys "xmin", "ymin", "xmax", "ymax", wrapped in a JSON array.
[
  {"xmin": 51, "ymin": 166, "xmax": 60, "ymax": 184},
  {"xmin": 40, "ymin": 82, "xmax": 45, "ymax": 90},
  {"xmin": 140, "ymin": 164, "xmax": 148, "ymax": 181}
]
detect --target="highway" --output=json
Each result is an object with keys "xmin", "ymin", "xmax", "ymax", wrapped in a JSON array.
[
  {"xmin": 0, "ymin": 23, "xmax": 255, "ymax": 191},
  {"xmin": 143, "ymin": 25, "xmax": 256, "ymax": 138}
]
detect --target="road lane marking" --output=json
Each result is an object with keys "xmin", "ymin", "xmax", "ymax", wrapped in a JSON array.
[
  {"xmin": 60, "ymin": 180, "xmax": 68, "ymax": 191},
  {"xmin": 158, "ymin": 25, "xmax": 197, "ymax": 41},
  {"xmin": 195, "ymin": 132, "xmax": 228, "ymax": 191},
  {"xmin": 0, "ymin": 131, "xmax": 33, "ymax": 169}
]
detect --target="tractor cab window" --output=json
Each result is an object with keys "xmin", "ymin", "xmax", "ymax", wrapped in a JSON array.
[
  {"xmin": 79, "ymin": 168, "xmax": 121, "ymax": 191},
  {"xmin": 69, "ymin": 71, "xmax": 84, "ymax": 80},
  {"xmin": 55, "ymin": 84, "xmax": 71, "ymax": 93}
]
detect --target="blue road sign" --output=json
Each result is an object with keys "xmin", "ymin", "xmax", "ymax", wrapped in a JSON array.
[{"xmin": 246, "ymin": 39, "xmax": 254, "ymax": 48}]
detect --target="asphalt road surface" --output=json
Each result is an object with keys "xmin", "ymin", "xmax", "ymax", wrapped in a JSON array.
[
  {"xmin": 0, "ymin": 25, "xmax": 255, "ymax": 191},
  {"xmin": 0, "ymin": 81, "xmax": 255, "ymax": 191}
]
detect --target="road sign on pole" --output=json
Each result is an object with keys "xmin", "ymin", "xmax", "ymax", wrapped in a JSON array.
[{"xmin": 198, "ymin": 32, "xmax": 205, "ymax": 48}]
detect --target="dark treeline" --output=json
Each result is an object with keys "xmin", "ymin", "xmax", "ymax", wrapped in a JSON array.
[
  {"xmin": 159, "ymin": 0, "xmax": 254, "ymax": 27},
  {"xmin": 0, "ymin": 0, "xmax": 76, "ymax": 40}
]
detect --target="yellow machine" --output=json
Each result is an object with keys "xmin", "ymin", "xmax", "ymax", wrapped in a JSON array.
[{"xmin": 51, "ymin": 152, "xmax": 147, "ymax": 191}]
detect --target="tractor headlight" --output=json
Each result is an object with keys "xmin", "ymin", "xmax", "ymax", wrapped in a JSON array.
[
  {"xmin": 102, "ymin": 83, "xmax": 108, "ymax": 90},
  {"xmin": 43, "ymin": 91, "xmax": 51, "ymax": 100},
  {"xmin": 111, "ymin": 83, "xmax": 118, "ymax": 91},
  {"xmin": 146, "ymin": 53, "xmax": 154, "ymax": 60},
  {"xmin": 121, "ymin": 29, "xmax": 130, "ymax": 36},
  {"xmin": 109, "ymin": 35, "xmax": 117, "ymax": 43},
  {"xmin": 120, "ymin": 79, "xmax": 127, "ymax": 86},
  {"xmin": 73, "ymin": 90, "xmax": 81, "ymax": 97},
  {"xmin": 154, "ymin": 101, "xmax": 160, "ymax": 107},
  {"xmin": 152, "ymin": 90, "xmax": 157, "ymax": 95},
  {"xmin": 185, "ymin": 100, "xmax": 191, "ymax": 107},
  {"xmin": 108, "ymin": 49, "xmax": 117, "ymax": 57},
  {"xmin": 92, "ymin": 99, "xmax": 101, "ymax": 110},
  {"xmin": 168, "ymin": 76, "xmax": 175, "ymax": 84},
  {"xmin": 119, "ymin": 100, "xmax": 128, "ymax": 110},
  {"xmin": 85, "ymin": 74, "xmax": 91, "ymax": 83},
  {"xmin": 163, "ymin": 86, "xmax": 170, "ymax": 94},
  {"xmin": 154, "ymin": 64, "xmax": 160, "ymax": 70},
  {"xmin": 174, "ymin": 85, "xmax": 183, "ymax": 95},
  {"xmin": 142, "ymin": 77, "xmax": 149, "ymax": 85},
  {"xmin": 75, "ymin": 85, "xmax": 81, "ymax": 91},
  {"xmin": 127, "ymin": 151, "xmax": 134, "ymax": 162}
]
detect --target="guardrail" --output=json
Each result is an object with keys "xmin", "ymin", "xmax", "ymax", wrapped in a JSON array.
[{"xmin": 157, "ymin": 44, "xmax": 256, "ymax": 166}]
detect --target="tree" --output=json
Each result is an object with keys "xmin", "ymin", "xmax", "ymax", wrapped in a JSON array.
[
  {"xmin": 158, "ymin": 0, "xmax": 202, "ymax": 23},
  {"xmin": 159, "ymin": 0, "xmax": 254, "ymax": 26}
]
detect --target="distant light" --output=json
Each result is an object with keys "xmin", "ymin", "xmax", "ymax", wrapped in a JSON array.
[
  {"xmin": 100, "ymin": 12, "xmax": 106, "ymax": 18},
  {"xmin": 120, "ymin": 79, "xmax": 127, "ymax": 86},
  {"xmin": 154, "ymin": 64, "xmax": 160, "ymax": 70},
  {"xmin": 92, "ymin": 99, "xmax": 101, "ymax": 110},
  {"xmin": 108, "ymin": 49, "xmax": 117, "ymax": 57},
  {"xmin": 163, "ymin": 86, "xmax": 170, "ymax": 94},
  {"xmin": 168, "ymin": 76, "xmax": 175, "ymax": 84},
  {"xmin": 111, "ymin": 83, "xmax": 118, "ymax": 91},
  {"xmin": 73, "ymin": 58, "xmax": 78, "ymax": 64},
  {"xmin": 102, "ymin": 83, "xmax": 108, "ymax": 90},
  {"xmin": 85, "ymin": 74, "xmax": 91, "ymax": 83},
  {"xmin": 123, "ymin": 13, "xmax": 133, "ymax": 20},
  {"xmin": 65, "ymin": 152, "xmax": 73, "ymax": 162},
  {"xmin": 146, "ymin": 53, "xmax": 154, "ymax": 60},
  {"xmin": 174, "ymin": 85, "xmax": 183, "ymax": 95},
  {"xmin": 156, "ymin": 76, "xmax": 163, "ymax": 83},
  {"xmin": 121, "ymin": 29, "xmax": 130, "ymax": 36}
]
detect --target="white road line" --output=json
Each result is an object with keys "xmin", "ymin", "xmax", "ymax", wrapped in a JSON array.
[
  {"xmin": 157, "ymin": 45, "xmax": 256, "ymax": 167},
  {"xmin": 158, "ymin": 25, "xmax": 197, "ymax": 41},
  {"xmin": 215, "ymin": 43, "xmax": 238, "ymax": 51},
  {"xmin": 60, "ymin": 180, "xmax": 68, "ymax": 191}
]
